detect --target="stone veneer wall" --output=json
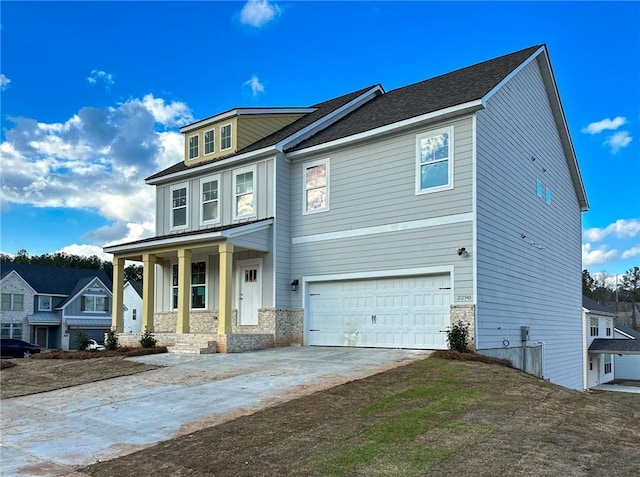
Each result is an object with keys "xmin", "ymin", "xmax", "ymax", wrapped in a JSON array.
[{"xmin": 450, "ymin": 304, "xmax": 476, "ymax": 351}]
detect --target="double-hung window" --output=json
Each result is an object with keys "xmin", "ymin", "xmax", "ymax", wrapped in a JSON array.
[
  {"xmin": 171, "ymin": 183, "xmax": 189, "ymax": 230},
  {"xmin": 204, "ymin": 129, "xmax": 215, "ymax": 155},
  {"xmin": 304, "ymin": 159, "xmax": 329, "ymax": 214},
  {"xmin": 38, "ymin": 296, "xmax": 52, "ymax": 311},
  {"xmin": 188, "ymin": 134, "xmax": 199, "ymax": 160},
  {"xmin": 200, "ymin": 175, "xmax": 220, "ymax": 225},
  {"xmin": 82, "ymin": 295, "xmax": 108, "ymax": 312},
  {"xmin": 1, "ymin": 293, "xmax": 24, "ymax": 311},
  {"xmin": 234, "ymin": 167, "xmax": 255, "ymax": 218},
  {"xmin": 605, "ymin": 319, "xmax": 612, "ymax": 337},
  {"xmin": 416, "ymin": 126, "xmax": 453, "ymax": 194},
  {"xmin": 220, "ymin": 124, "xmax": 232, "ymax": 151},
  {"xmin": 590, "ymin": 317, "xmax": 599, "ymax": 337},
  {"xmin": 1, "ymin": 323, "xmax": 22, "ymax": 339},
  {"xmin": 604, "ymin": 354, "xmax": 612, "ymax": 374},
  {"xmin": 172, "ymin": 261, "xmax": 207, "ymax": 309}
]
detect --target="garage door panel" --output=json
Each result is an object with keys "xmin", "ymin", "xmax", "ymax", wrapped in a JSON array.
[{"xmin": 308, "ymin": 274, "xmax": 451, "ymax": 350}]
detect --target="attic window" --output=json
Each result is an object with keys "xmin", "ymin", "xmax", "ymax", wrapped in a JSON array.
[
  {"xmin": 38, "ymin": 296, "xmax": 52, "ymax": 311},
  {"xmin": 188, "ymin": 134, "xmax": 199, "ymax": 160},
  {"xmin": 220, "ymin": 124, "xmax": 232, "ymax": 151},
  {"xmin": 416, "ymin": 126, "xmax": 454, "ymax": 194},
  {"xmin": 204, "ymin": 129, "xmax": 215, "ymax": 155}
]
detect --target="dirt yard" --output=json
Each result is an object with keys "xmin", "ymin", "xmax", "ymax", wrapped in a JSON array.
[{"xmin": 81, "ymin": 358, "xmax": 640, "ymax": 477}]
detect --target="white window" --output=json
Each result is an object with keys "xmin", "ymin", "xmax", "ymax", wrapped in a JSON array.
[
  {"xmin": 304, "ymin": 159, "xmax": 329, "ymax": 214},
  {"xmin": 1, "ymin": 293, "xmax": 24, "ymax": 311},
  {"xmin": 132, "ymin": 309, "xmax": 137, "ymax": 321},
  {"xmin": 606, "ymin": 319, "xmax": 612, "ymax": 337},
  {"xmin": 38, "ymin": 296, "xmax": 52, "ymax": 311},
  {"xmin": 234, "ymin": 166, "xmax": 255, "ymax": 219},
  {"xmin": 590, "ymin": 317, "xmax": 599, "ymax": 337},
  {"xmin": 82, "ymin": 295, "xmax": 108, "ymax": 312},
  {"xmin": 172, "ymin": 261, "xmax": 207, "ymax": 309},
  {"xmin": 188, "ymin": 134, "xmax": 199, "ymax": 160},
  {"xmin": 204, "ymin": 129, "xmax": 215, "ymax": 155},
  {"xmin": 1, "ymin": 323, "xmax": 22, "ymax": 339},
  {"xmin": 200, "ymin": 175, "xmax": 220, "ymax": 225},
  {"xmin": 416, "ymin": 126, "xmax": 453, "ymax": 194},
  {"xmin": 220, "ymin": 124, "xmax": 232, "ymax": 151},
  {"xmin": 604, "ymin": 354, "xmax": 612, "ymax": 374},
  {"xmin": 171, "ymin": 183, "xmax": 189, "ymax": 230},
  {"xmin": 545, "ymin": 188, "xmax": 551, "ymax": 204}
]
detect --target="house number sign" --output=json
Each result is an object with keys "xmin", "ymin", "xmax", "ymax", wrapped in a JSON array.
[{"xmin": 455, "ymin": 294, "xmax": 472, "ymax": 302}]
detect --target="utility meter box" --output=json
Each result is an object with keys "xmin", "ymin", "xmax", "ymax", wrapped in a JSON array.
[{"xmin": 521, "ymin": 326, "xmax": 530, "ymax": 341}]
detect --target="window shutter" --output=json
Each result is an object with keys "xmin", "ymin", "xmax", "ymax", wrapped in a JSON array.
[{"xmin": 81, "ymin": 296, "xmax": 85, "ymax": 311}]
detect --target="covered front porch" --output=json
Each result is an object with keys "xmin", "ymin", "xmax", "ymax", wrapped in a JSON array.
[{"xmin": 105, "ymin": 219, "xmax": 299, "ymax": 353}]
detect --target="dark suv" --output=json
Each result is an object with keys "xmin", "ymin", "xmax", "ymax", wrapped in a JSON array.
[{"xmin": 0, "ymin": 339, "xmax": 41, "ymax": 358}]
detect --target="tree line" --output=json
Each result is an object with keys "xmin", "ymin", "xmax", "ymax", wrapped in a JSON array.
[
  {"xmin": 0, "ymin": 249, "xmax": 143, "ymax": 284},
  {"xmin": 583, "ymin": 266, "xmax": 640, "ymax": 330}
]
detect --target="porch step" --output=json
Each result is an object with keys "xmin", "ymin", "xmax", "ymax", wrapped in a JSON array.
[{"xmin": 167, "ymin": 334, "xmax": 217, "ymax": 355}]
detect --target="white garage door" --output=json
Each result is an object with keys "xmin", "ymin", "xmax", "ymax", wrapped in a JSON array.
[{"xmin": 307, "ymin": 274, "xmax": 451, "ymax": 349}]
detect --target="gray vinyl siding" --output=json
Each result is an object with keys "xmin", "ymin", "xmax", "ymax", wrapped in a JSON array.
[
  {"xmin": 155, "ymin": 158, "xmax": 275, "ymax": 236},
  {"xmin": 475, "ymin": 58, "xmax": 583, "ymax": 389},
  {"xmin": 291, "ymin": 117, "xmax": 474, "ymax": 237},
  {"xmin": 274, "ymin": 152, "xmax": 293, "ymax": 308}
]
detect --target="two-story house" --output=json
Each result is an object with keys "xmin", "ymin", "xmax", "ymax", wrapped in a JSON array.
[
  {"xmin": 0, "ymin": 263, "xmax": 113, "ymax": 350},
  {"xmin": 105, "ymin": 45, "xmax": 589, "ymax": 389}
]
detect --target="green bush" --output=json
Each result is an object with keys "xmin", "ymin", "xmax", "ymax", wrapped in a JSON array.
[
  {"xmin": 446, "ymin": 319, "xmax": 470, "ymax": 353},
  {"xmin": 105, "ymin": 329, "xmax": 118, "ymax": 350},
  {"xmin": 139, "ymin": 328, "xmax": 157, "ymax": 348},
  {"xmin": 74, "ymin": 331, "xmax": 91, "ymax": 351}
]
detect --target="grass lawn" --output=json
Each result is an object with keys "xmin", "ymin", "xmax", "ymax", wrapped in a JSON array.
[{"xmin": 81, "ymin": 357, "xmax": 640, "ymax": 477}]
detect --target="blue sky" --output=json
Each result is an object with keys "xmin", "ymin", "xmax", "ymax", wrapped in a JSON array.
[{"xmin": 1, "ymin": 1, "xmax": 638, "ymax": 281}]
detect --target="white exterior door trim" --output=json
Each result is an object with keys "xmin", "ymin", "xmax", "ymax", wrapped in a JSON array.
[
  {"xmin": 236, "ymin": 258, "xmax": 263, "ymax": 326},
  {"xmin": 303, "ymin": 265, "xmax": 454, "ymax": 346}
]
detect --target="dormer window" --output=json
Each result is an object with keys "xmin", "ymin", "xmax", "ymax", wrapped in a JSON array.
[
  {"xmin": 204, "ymin": 129, "xmax": 215, "ymax": 155},
  {"xmin": 188, "ymin": 134, "xmax": 199, "ymax": 160},
  {"xmin": 220, "ymin": 124, "xmax": 232, "ymax": 151}
]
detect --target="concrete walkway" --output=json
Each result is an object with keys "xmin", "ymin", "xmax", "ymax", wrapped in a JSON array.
[
  {"xmin": 0, "ymin": 347, "xmax": 430, "ymax": 477},
  {"xmin": 594, "ymin": 383, "xmax": 640, "ymax": 394}
]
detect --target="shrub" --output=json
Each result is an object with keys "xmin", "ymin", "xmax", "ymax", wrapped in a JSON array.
[
  {"xmin": 74, "ymin": 331, "xmax": 91, "ymax": 351},
  {"xmin": 105, "ymin": 329, "xmax": 118, "ymax": 350},
  {"xmin": 139, "ymin": 328, "xmax": 157, "ymax": 348},
  {"xmin": 446, "ymin": 319, "xmax": 470, "ymax": 353}
]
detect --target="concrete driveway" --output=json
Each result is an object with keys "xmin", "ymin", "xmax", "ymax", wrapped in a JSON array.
[{"xmin": 1, "ymin": 346, "xmax": 430, "ymax": 477}]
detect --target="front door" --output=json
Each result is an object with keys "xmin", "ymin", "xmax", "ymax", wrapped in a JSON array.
[
  {"xmin": 238, "ymin": 262, "xmax": 261, "ymax": 325},
  {"xmin": 35, "ymin": 327, "xmax": 48, "ymax": 348},
  {"xmin": 587, "ymin": 354, "xmax": 600, "ymax": 388}
]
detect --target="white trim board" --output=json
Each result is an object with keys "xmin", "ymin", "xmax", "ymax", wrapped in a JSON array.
[{"xmin": 292, "ymin": 213, "xmax": 473, "ymax": 245}]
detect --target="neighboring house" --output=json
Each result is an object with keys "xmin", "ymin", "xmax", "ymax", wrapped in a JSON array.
[
  {"xmin": 0, "ymin": 263, "xmax": 113, "ymax": 350},
  {"xmin": 104, "ymin": 45, "xmax": 588, "ymax": 389},
  {"xmin": 613, "ymin": 322, "xmax": 640, "ymax": 380},
  {"xmin": 123, "ymin": 280, "xmax": 143, "ymax": 334},
  {"xmin": 583, "ymin": 296, "xmax": 616, "ymax": 389}
]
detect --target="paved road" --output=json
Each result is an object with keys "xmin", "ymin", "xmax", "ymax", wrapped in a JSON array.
[{"xmin": 1, "ymin": 347, "xmax": 430, "ymax": 477}]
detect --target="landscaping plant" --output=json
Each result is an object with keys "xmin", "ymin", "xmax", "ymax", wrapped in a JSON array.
[
  {"xmin": 105, "ymin": 329, "xmax": 119, "ymax": 350},
  {"xmin": 74, "ymin": 331, "xmax": 91, "ymax": 351},
  {"xmin": 139, "ymin": 327, "xmax": 157, "ymax": 348},
  {"xmin": 446, "ymin": 319, "xmax": 470, "ymax": 353}
]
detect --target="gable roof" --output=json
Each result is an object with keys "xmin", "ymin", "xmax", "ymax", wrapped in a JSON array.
[
  {"xmin": 289, "ymin": 45, "xmax": 542, "ymax": 151},
  {"xmin": 615, "ymin": 322, "xmax": 640, "ymax": 340},
  {"xmin": 146, "ymin": 85, "xmax": 380, "ymax": 183},
  {"xmin": 0, "ymin": 262, "xmax": 112, "ymax": 295},
  {"xmin": 125, "ymin": 280, "xmax": 144, "ymax": 298},
  {"xmin": 583, "ymin": 295, "xmax": 614, "ymax": 315}
]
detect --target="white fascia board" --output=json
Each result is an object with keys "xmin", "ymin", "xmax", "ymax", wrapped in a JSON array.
[
  {"xmin": 286, "ymin": 99, "xmax": 483, "ymax": 158},
  {"xmin": 615, "ymin": 329, "xmax": 635, "ymax": 340},
  {"xmin": 278, "ymin": 86, "xmax": 385, "ymax": 152},
  {"xmin": 145, "ymin": 146, "xmax": 275, "ymax": 185},
  {"xmin": 180, "ymin": 108, "xmax": 317, "ymax": 133}
]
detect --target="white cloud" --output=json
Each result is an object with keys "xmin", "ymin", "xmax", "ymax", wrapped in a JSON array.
[
  {"xmin": 621, "ymin": 244, "xmax": 640, "ymax": 259},
  {"xmin": 604, "ymin": 130, "xmax": 632, "ymax": 154},
  {"xmin": 582, "ymin": 243, "xmax": 618, "ymax": 267},
  {"xmin": 240, "ymin": 0, "xmax": 281, "ymax": 27},
  {"xmin": 244, "ymin": 74, "xmax": 265, "ymax": 97},
  {"xmin": 56, "ymin": 244, "xmax": 113, "ymax": 262},
  {"xmin": 584, "ymin": 219, "xmax": 640, "ymax": 242},
  {"xmin": 87, "ymin": 69, "xmax": 115, "ymax": 88},
  {"xmin": 581, "ymin": 116, "xmax": 627, "ymax": 135},
  {"xmin": 0, "ymin": 95, "xmax": 190, "ymax": 248},
  {"xmin": 0, "ymin": 73, "xmax": 10, "ymax": 90}
]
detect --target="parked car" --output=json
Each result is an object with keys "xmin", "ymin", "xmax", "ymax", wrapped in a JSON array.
[
  {"xmin": 86, "ymin": 339, "xmax": 105, "ymax": 351},
  {"xmin": 0, "ymin": 339, "xmax": 41, "ymax": 358}
]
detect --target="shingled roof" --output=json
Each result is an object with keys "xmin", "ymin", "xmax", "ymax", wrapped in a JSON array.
[
  {"xmin": 0, "ymin": 262, "xmax": 112, "ymax": 295},
  {"xmin": 289, "ymin": 45, "xmax": 542, "ymax": 151}
]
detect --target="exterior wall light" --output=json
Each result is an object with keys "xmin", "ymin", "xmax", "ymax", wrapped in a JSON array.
[
  {"xmin": 290, "ymin": 279, "xmax": 299, "ymax": 292},
  {"xmin": 457, "ymin": 247, "xmax": 469, "ymax": 257}
]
